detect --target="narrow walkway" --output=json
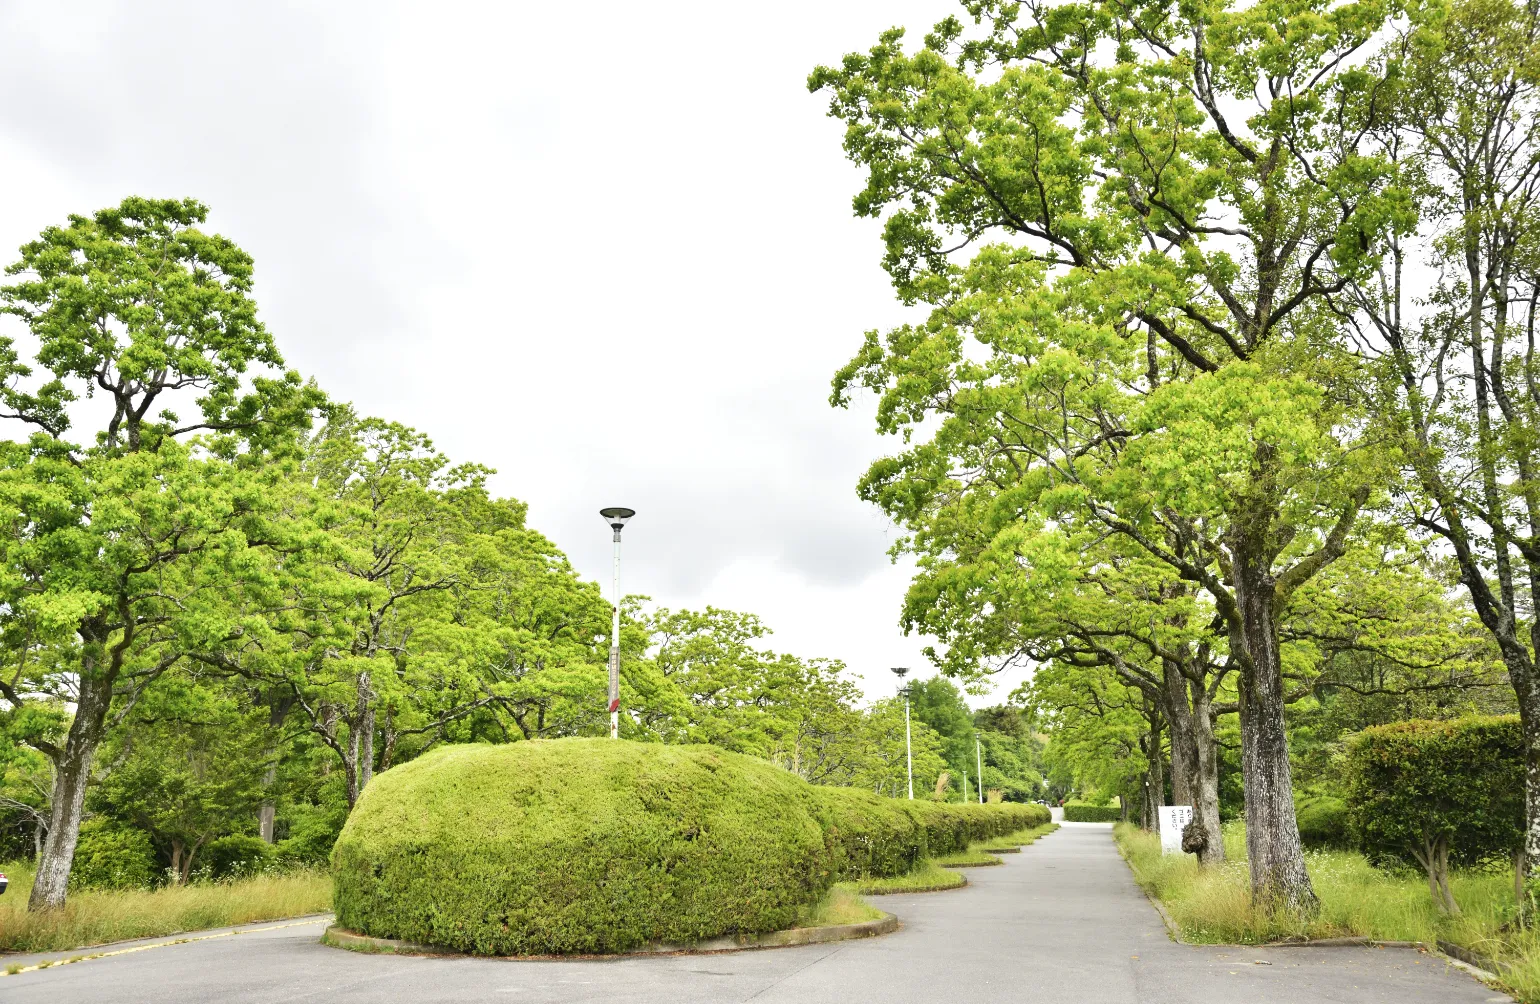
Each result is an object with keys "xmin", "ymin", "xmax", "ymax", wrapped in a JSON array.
[{"xmin": 2, "ymin": 824, "xmax": 1510, "ymax": 1003}]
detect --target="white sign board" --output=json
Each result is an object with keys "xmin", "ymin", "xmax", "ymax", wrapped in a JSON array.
[{"xmin": 1159, "ymin": 805, "xmax": 1194, "ymax": 856}]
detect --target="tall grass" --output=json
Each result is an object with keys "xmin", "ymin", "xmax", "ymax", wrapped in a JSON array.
[
  {"xmin": 0, "ymin": 860, "xmax": 333, "ymax": 954},
  {"xmin": 797, "ymin": 885, "xmax": 885, "ymax": 927},
  {"xmin": 1115, "ymin": 823, "xmax": 1540, "ymax": 1003}
]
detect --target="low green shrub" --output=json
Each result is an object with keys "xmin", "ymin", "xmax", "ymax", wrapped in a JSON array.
[
  {"xmin": 69, "ymin": 820, "xmax": 156, "ymax": 891},
  {"xmin": 1295, "ymin": 794, "xmax": 1352, "ymax": 850},
  {"xmin": 203, "ymin": 835, "xmax": 276, "ymax": 879},
  {"xmin": 1344, "ymin": 715, "xmax": 1523, "ymax": 914},
  {"xmin": 1064, "ymin": 803, "xmax": 1122, "ymax": 822},
  {"xmin": 332, "ymin": 739, "xmax": 833, "ymax": 955}
]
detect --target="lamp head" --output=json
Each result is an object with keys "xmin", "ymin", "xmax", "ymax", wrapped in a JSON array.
[
  {"xmin": 890, "ymin": 666, "xmax": 909, "ymax": 680},
  {"xmin": 599, "ymin": 507, "xmax": 636, "ymax": 535}
]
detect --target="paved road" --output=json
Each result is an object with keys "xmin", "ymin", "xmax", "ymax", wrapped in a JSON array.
[{"xmin": 1, "ymin": 823, "xmax": 1511, "ymax": 1003}]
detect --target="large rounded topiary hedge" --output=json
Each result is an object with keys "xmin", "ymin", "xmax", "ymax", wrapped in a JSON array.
[
  {"xmin": 332, "ymin": 739, "xmax": 831, "ymax": 955},
  {"xmin": 333, "ymin": 738, "xmax": 1053, "ymax": 954}
]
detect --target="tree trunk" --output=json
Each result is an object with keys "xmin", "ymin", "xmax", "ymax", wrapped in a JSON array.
[
  {"xmin": 358, "ymin": 704, "xmax": 375, "ymax": 793},
  {"xmin": 1160, "ymin": 658, "xmax": 1225, "ymax": 865},
  {"xmin": 1189, "ymin": 683, "xmax": 1226, "ymax": 866},
  {"xmin": 1165, "ymin": 662, "xmax": 1196, "ymax": 810},
  {"xmin": 258, "ymin": 787, "xmax": 277, "ymax": 843},
  {"xmin": 259, "ymin": 691, "xmax": 294, "ymax": 844},
  {"xmin": 183, "ymin": 838, "xmax": 206, "ymax": 885},
  {"xmin": 1415, "ymin": 835, "xmax": 1460, "ymax": 915},
  {"xmin": 170, "ymin": 839, "xmax": 186, "ymax": 886},
  {"xmin": 1516, "ymin": 848, "xmax": 1529, "ymax": 923},
  {"xmin": 1513, "ymin": 650, "xmax": 1540, "ymax": 922},
  {"xmin": 28, "ymin": 672, "xmax": 111, "ymax": 911},
  {"xmin": 1422, "ymin": 854, "xmax": 1441, "ymax": 912},
  {"xmin": 1439, "ymin": 840, "xmax": 1459, "ymax": 915},
  {"xmin": 355, "ymin": 671, "xmax": 375, "ymax": 797},
  {"xmin": 1234, "ymin": 549, "xmax": 1317, "ymax": 913}
]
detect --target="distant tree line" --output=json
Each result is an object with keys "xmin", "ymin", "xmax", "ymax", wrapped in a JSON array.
[{"xmin": 0, "ymin": 199, "xmax": 1047, "ymax": 912}]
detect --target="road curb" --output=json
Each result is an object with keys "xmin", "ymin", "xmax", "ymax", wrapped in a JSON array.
[
  {"xmin": 321, "ymin": 911, "xmax": 900, "ymax": 959},
  {"xmin": 1260, "ymin": 937, "xmax": 1423, "ymax": 949},
  {"xmin": 1436, "ymin": 939, "xmax": 1507, "ymax": 979}
]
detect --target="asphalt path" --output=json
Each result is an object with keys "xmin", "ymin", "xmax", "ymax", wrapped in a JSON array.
[{"xmin": 1, "ymin": 822, "xmax": 1512, "ymax": 1003}]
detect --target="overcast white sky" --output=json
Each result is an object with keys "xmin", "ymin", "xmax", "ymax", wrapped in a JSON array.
[{"xmin": 0, "ymin": 0, "xmax": 1031, "ymax": 706}]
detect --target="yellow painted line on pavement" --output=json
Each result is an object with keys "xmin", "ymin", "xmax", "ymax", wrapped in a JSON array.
[{"xmin": 1, "ymin": 916, "xmax": 331, "ymax": 977}]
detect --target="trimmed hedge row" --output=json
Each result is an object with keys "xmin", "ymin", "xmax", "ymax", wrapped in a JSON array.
[
  {"xmin": 1063, "ymin": 803, "xmax": 1121, "ymax": 822},
  {"xmin": 332, "ymin": 739, "xmax": 1045, "ymax": 955},
  {"xmin": 813, "ymin": 787, "xmax": 1048, "ymax": 879}
]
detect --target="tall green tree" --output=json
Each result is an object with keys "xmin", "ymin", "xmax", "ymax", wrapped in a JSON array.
[
  {"xmin": 439, "ymin": 520, "xmax": 613, "ymax": 744},
  {"xmin": 1025, "ymin": 658, "xmax": 1161, "ymax": 818},
  {"xmin": 634, "ymin": 606, "xmax": 930, "ymax": 789},
  {"xmin": 908, "ymin": 675, "xmax": 980, "ymax": 797},
  {"xmin": 811, "ymin": 0, "xmax": 1410, "ymax": 910},
  {"xmin": 90, "ymin": 683, "xmax": 267, "ymax": 884},
  {"xmin": 972, "ymin": 705, "xmax": 1048, "ymax": 802},
  {"xmin": 1358, "ymin": 0, "xmax": 1540, "ymax": 904},
  {"xmin": 211, "ymin": 411, "xmax": 595, "ymax": 808},
  {"xmin": 0, "ymin": 198, "xmax": 320, "ymax": 910}
]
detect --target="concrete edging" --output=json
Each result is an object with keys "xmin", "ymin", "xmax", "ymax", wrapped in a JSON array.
[
  {"xmin": 322, "ymin": 911, "xmax": 900, "ymax": 959},
  {"xmin": 1436, "ymin": 939, "xmax": 1507, "ymax": 979}
]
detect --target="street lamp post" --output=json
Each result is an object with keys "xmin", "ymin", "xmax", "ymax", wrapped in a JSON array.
[
  {"xmin": 976, "ymin": 735, "xmax": 984, "ymax": 804},
  {"xmin": 891, "ymin": 667, "xmax": 913, "ymax": 799},
  {"xmin": 599, "ymin": 507, "xmax": 636, "ymax": 739}
]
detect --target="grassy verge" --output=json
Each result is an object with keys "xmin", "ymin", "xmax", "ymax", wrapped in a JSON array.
[
  {"xmin": 846, "ymin": 859, "xmax": 968, "ymax": 894},
  {"xmin": 979, "ymin": 822, "xmax": 1059, "ymax": 851},
  {"xmin": 0, "ymin": 860, "xmax": 333, "ymax": 955},
  {"xmin": 797, "ymin": 885, "xmax": 886, "ymax": 927},
  {"xmin": 933, "ymin": 847, "xmax": 1003, "ymax": 867},
  {"xmin": 1114, "ymin": 822, "xmax": 1540, "ymax": 1003}
]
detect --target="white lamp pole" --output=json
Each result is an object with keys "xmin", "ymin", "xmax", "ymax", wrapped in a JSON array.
[
  {"xmin": 905, "ymin": 700, "xmax": 914, "ymax": 800},
  {"xmin": 976, "ymin": 735, "xmax": 984, "ymax": 804},
  {"xmin": 599, "ymin": 508, "xmax": 635, "ymax": 739},
  {"xmin": 892, "ymin": 667, "xmax": 913, "ymax": 799}
]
